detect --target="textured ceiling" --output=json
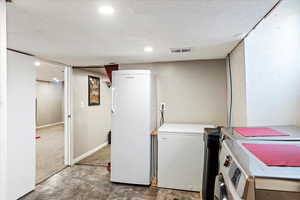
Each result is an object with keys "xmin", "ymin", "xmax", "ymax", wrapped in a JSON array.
[{"xmin": 7, "ymin": 0, "xmax": 278, "ymax": 65}]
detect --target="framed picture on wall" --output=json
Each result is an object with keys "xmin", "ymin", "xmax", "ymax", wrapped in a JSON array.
[{"xmin": 88, "ymin": 75, "xmax": 100, "ymax": 106}]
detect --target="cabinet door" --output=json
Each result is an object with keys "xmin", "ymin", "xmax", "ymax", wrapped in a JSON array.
[{"xmin": 158, "ymin": 133, "xmax": 204, "ymax": 191}]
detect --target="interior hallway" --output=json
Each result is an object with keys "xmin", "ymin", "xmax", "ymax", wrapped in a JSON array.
[
  {"xmin": 36, "ymin": 124, "xmax": 66, "ymax": 183},
  {"xmin": 78, "ymin": 145, "xmax": 111, "ymax": 166},
  {"xmin": 21, "ymin": 165, "xmax": 201, "ymax": 200}
]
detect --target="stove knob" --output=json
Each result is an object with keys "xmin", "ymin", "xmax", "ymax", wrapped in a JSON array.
[{"xmin": 224, "ymin": 155, "xmax": 231, "ymax": 167}]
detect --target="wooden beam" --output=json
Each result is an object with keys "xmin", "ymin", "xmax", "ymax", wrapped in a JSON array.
[{"xmin": 104, "ymin": 64, "xmax": 119, "ymax": 83}]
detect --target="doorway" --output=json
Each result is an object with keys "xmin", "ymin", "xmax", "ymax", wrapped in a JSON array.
[
  {"xmin": 35, "ymin": 61, "xmax": 67, "ymax": 183},
  {"xmin": 71, "ymin": 67, "xmax": 112, "ymax": 167}
]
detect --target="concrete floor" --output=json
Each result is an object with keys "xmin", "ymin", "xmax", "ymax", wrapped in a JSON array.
[
  {"xmin": 21, "ymin": 165, "xmax": 201, "ymax": 200},
  {"xmin": 36, "ymin": 124, "xmax": 66, "ymax": 183},
  {"xmin": 78, "ymin": 145, "xmax": 110, "ymax": 166},
  {"xmin": 31, "ymin": 129, "xmax": 201, "ymax": 199}
]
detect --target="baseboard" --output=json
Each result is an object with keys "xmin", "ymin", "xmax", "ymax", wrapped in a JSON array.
[
  {"xmin": 36, "ymin": 122, "xmax": 64, "ymax": 129},
  {"xmin": 73, "ymin": 142, "xmax": 108, "ymax": 165}
]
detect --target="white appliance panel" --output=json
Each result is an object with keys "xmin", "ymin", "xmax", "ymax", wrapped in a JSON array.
[
  {"xmin": 159, "ymin": 123, "xmax": 215, "ymax": 134},
  {"xmin": 111, "ymin": 70, "xmax": 153, "ymax": 185},
  {"xmin": 158, "ymin": 127, "xmax": 205, "ymax": 191}
]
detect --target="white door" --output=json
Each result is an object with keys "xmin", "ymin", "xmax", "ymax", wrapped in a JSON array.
[
  {"xmin": 111, "ymin": 72, "xmax": 151, "ymax": 185},
  {"xmin": 6, "ymin": 51, "xmax": 36, "ymax": 199}
]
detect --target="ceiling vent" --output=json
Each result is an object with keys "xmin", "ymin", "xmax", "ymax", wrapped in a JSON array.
[
  {"xmin": 170, "ymin": 47, "xmax": 192, "ymax": 54},
  {"xmin": 170, "ymin": 48, "xmax": 181, "ymax": 53},
  {"xmin": 181, "ymin": 48, "xmax": 191, "ymax": 53}
]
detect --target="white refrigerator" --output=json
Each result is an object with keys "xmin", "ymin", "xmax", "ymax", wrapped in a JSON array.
[{"xmin": 111, "ymin": 70, "xmax": 156, "ymax": 185}]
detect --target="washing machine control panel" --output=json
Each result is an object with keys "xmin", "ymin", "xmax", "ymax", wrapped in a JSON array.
[
  {"xmin": 220, "ymin": 143, "xmax": 247, "ymax": 199},
  {"xmin": 229, "ymin": 162, "xmax": 242, "ymax": 188}
]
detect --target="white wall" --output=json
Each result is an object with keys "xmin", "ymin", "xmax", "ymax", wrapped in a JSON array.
[
  {"xmin": 245, "ymin": 0, "xmax": 300, "ymax": 126},
  {"xmin": 73, "ymin": 69, "xmax": 111, "ymax": 158},
  {"xmin": 228, "ymin": 0, "xmax": 300, "ymax": 126},
  {"xmin": 0, "ymin": 0, "xmax": 7, "ymax": 199},
  {"xmin": 6, "ymin": 51, "xmax": 36, "ymax": 199},
  {"xmin": 121, "ymin": 59, "xmax": 227, "ymax": 126},
  {"xmin": 36, "ymin": 81, "xmax": 64, "ymax": 127}
]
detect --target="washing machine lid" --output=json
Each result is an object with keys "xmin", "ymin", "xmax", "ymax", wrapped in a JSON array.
[
  {"xmin": 158, "ymin": 123, "xmax": 215, "ymax": 134},
  {"xmin": 227, "ymin": 140, "xmax": 300, "ymax": 180},
  {"xmin": 222, "ymin": 126, "xmax": 300, "ymax": 141}
]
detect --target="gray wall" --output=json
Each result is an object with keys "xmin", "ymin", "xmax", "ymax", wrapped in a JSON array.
[
  {"xmin": 36, "ymin": 81, "xmax": 64, "ymax": 127},
  {"xmin": 72, "ymin": 60, "xmax": 227, "ymax": 160},
  {"xmin": 73, "ymin": 69, "xmax": 111, "ymax": 158},
  {"xmin": 121, "ymin": 59, "xmax": 227, "ymax": 126},
  {"xmin": 227, "ymin": 42, "xmax": 248, "ymax": 127}
]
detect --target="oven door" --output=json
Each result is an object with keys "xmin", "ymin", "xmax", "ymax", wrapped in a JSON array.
[{"xmin": 215, "ymin": 174, "xmax": 234, "ymax": 200}]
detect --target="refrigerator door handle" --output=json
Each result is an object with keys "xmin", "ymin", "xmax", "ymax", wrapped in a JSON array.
[{"xmin": 112, "ymin": 87, "xmax": 116, "ymax": 113}]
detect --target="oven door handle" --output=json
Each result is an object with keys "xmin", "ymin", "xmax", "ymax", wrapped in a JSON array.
[{"xmin": 218, "ymin": 175, "xmax": 229, "ymax": 200}]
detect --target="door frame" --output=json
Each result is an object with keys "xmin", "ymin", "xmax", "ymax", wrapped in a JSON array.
[
  {"xmin": 64, "ymin": 66, "xmax": 74, "ymax": 166},
  {"xmin": 68, "ymin": 66, "xmax": 108, "ymax": 165},
  {"xmin": 35, "ymin": 64, "xmax": 73, "ymax": 167}
]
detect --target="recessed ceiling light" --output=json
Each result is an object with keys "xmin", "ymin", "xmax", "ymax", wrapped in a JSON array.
[
  {"xmin": 53, "ymin": 77, "xmax": 59, "ymax": 82},
  {"xmin": 99, "ymin": 5, "xmax": 114, "ymax": 16},
  {"xmin": 144, "ymin": 46, "xmax": 153, "ymax": 52},
  {"xmin": 34, "ymin": 61, "xmax": 41, "ymax": 66}
]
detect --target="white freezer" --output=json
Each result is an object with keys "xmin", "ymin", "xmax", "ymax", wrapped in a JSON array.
[
  {"xmin": 111, "ymin": 70, "xmax": 156, "ymax": 185},
  {"xmin": 158, "ymin": 123, "xmax": 215, "ymax": 191}
]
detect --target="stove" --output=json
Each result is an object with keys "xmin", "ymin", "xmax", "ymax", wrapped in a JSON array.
[{"xmin": 215, "ymin": 139, "xmax": 300, "ymax": 200}]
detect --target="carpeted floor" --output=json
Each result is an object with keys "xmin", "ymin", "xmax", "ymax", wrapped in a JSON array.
[
  {"xmin": 78, "ymin": 145, "xmax": 111, "ymax": 166},
  {"xmin": 21, "ymin": 165, "xmax": 202, "ymax": 200},
  {"xmin": 36, "ymin": 124, "xmax": 66, "ymax": 183}
]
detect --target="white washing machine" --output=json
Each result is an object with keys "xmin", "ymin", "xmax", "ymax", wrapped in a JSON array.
[{"xmin": 157, "ymin": 123, "xmax": 215, "ymax": 192}]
